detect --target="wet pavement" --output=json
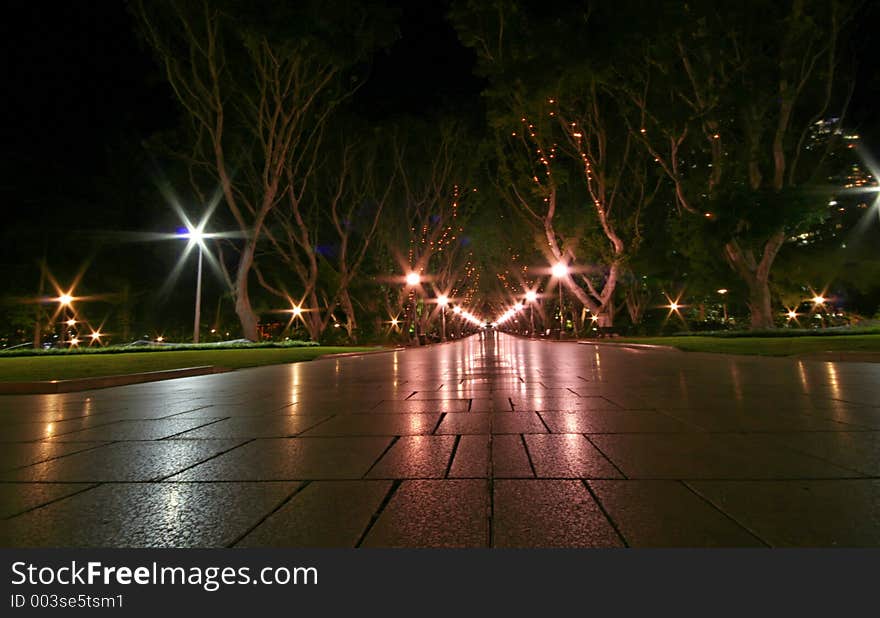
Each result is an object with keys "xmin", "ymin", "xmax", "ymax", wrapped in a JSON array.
[{"xmin": 1, "ymin": 332, "xmax": 879, "ymax": 547}]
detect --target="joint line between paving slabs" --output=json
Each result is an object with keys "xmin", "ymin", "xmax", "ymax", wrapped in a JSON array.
[
  {"xmin": 444, "ymin": 435, "xmax": 461, "ymax": 477},
  {"xmin": 519, "ymin": 434, "xmax": 538, "ymax": 478},
  {"xmin": 583, "ymin": 435, "xmax": 629, "ymax": 479},
  {"xmin": 679, "ymin": 480, "xmax": 771, "ymax": 547},
  {"xmin": 362, "ymin": 436, "xmax": 400, "ymax": 478},
  {"xmin": 161, "ymin": 416, "xmax": 230, "ymax": 439},
  {"xmin": 227, "ymin": 481, "xmax": 312, "ymax": 548},
  {"xmin": 355, "ymin": 479, "xmax": 402, "ymax": 547},
  {"xmin": 2, "ymin": 483, "xmax": 102, "ymax": 521},
  {"xmin": 154, "ymin": 438, "xmax": 257, "ymax": 481},
  {"xmin": 535, "ymin": 412, "xmax": 553, "ymax": 434},
  {"xmin": 487, "ymin": 433, "xmax": 495, "ymax": 547},
  {"xmin": 431, "ymin": 413, "xmax": 447, "ymax": 435},
  {"xmin": 9, "ymin": 440, "xmax": 120, "ymax": 472},
  {"xmin": 581, "ymin": 480, "xmax": 629, "ymax": 548}
]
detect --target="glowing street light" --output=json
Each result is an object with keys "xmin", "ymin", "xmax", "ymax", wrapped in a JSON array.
[
  {"xmin": 452, "ymin": 305, "xmax": 462, "ymax": 314},
  {"xmin": 57, "ymin": 294, "xmax": 73, "ymax": 306},
  {"xmin": 551, "ymin": 261, "xmax": 569, "ymax": 339},
  {"xmin": 66, "ymin": 318, "xmax": 76, "ymax": 327},
  {"xmin": 551, "ymin": 262, "xmax": 569, "ymax": 279},
  {"xmin": 812, "ymin": 295, "xmax": 826, "ymax": 305},
  {"xmin": 178, "ymin": 223, "xmax": 210, "ymax": 343},
  {"xmin": 291, "ymin": 305, "xmax": 303, "ymax": 317},
  {"xmin": 437, "ymin": 294, "xmax": 449, "ymax": 341},
  {"xmin": 717, "ymin": 289, "xmax": 729, "ymax": 322},
  {"xmin": 525, "ymin": 290, "xmax": 537, "ymax": 303},
  {"xmin": 404, "ymin": 270, "xmax": 422, "ymax": 343},
  {"xmin": 669, "ymin": 302, "xmax": 680, "ymax": 311},
  {"xmin": 787, "ymin": 310, "xmax": 799, "ymax": 320},
  {"xmin": 524, "ymin": 290, "xmax": 538, "ymax": 336}
]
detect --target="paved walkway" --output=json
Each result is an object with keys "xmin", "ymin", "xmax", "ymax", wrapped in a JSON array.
[{"xmin": 2, "ymin": 332, "xmax": 879, "ymax": 547}]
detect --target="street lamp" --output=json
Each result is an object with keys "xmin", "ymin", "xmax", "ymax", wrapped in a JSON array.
[
  {"xmin": 405, "ymin": 271, "xmax": 421, "ymax": 343},
  {"xmin": 717, "ymin": 288, "xmax": 729, "ymax": 322},
  {"xmin": 551, "ymin": 261, "xmax": 569, "ymax": 339},
  {"xmin": 179, "ymin": 225, "xmax": 207, "ymax": 343},
  {"xmin": 525, "ymin": 290, "xmax": 537, "ymax": 336},
  {"xmin": 437, "ymin": 294, "xmax": 449, "ymax": 342}
]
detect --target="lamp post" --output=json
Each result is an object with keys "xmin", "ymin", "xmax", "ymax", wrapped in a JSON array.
[
  {"xmin": 525, "ymin": 290, "xmax": 537, "ymax": 336},
  {"xmin": 56, "ymin": 294, "xmax": 73, "ymax": 345},
  {"xmin": 179, "ymin": 225, "xmax": 207, "ymax": 343},
  {"xmin": 717, "ymin": 289, "xmax": 729, "ymax": 323},
  {"xmin": 437, "ymin": 294, "xmax": 448, "ymax": 342},
  {"xmin": 551, "ymin": 261, "xmax": 569, "ymax": 339},
  {"xmin": 406, "ymin": 271, "xmax": 421, "ymax": 343}
]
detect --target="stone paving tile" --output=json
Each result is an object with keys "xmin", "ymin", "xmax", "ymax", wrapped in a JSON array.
[
  {"xmin": 300, "ymin": 414, "xmax": 439, "ymax": 437},
  {"xmin": 807, "ymin": 406, "xmax": 880, "ymax": 430},
  {"xmin": 469, "ymin": 397, "xmax": 514, "ymax": 412},
  {"xmin": 366, "ymin": 436, "xmax": 456, "ymax": 479},
  {"xmin": 0, "ymin": 482, "xmax": 298, "ymax": 547},
  {"xmin": 0, "ymin": 441, "xmax": 107, "ymax": 472},
  {"xmin": 524, "ymin": 434, "xmax": 622, "ymax": 478},
  {"xmin": 589, "ymin": 434, "xmax": 861, "ymax": 479},
  {"xmin": 160, "ymin": 401, "xmax": 293, "ymax": 417},
  {"xmin": 688, "ymin": 480, "xmax": 880, "ymax": 547},
  {"xmin": 5, "ymin": 440, "xmax": 245, "ymax": 482},
  {"xmin": 47, "ymin": 419, "xmax": 222, "ymax": 442},
  {"xmin": 539, "ymin": 410, "xmax": 696, "ymax": 434},
  {"xmin": 762, "ymin": 432, "xmax": 880, "ymax": 476},
  {"xmin": 513, "ymin": 396, "xmax": 623, "ymax": 411},
  {"xmin": 286, "ymin": 400, "xmax": 384, "ymax": 415},
  {"xmin": 0, "ymin": 418, "xmax": 120, "ymax": 442},
  {"xmin": 659, "ymin": 408, "xmax": 868, "ymax": 433},
  {"xmin": 237, "ymin": 481, "xmax": 391, "ymax": 547},
  {"xmin": 171, "ymin": 415, "xmax": 329, "ymax": 439},
  {"xmin": 170, "ymin": 437, "xmax": 391, "ymax": 481},
  {"xmin": 491, "ymin": 435, "xmax": 534, "ymax": 478},
  {"xmin": 493, "ymin": 480, "xmax": 622, "ymax": 547},
  {"xmin": 449, "ymin": 436, "xmax": 489, "ymax": 478},
  {"xmin": 367, "ymin": 399, "xmax": 470, "ymax": 414},
  {"xmin": 491, "ymin": 413, "xmax": 548, "ymax": 434},
  {"xmin": 435, "ymin": 413, "xmax": 490, "ymax": 434},
  {"xmin": 362, "ymin": 480, "xmax": 488, "ymax": 547},
  {"xmin": 588, "ymin": 480, "xmax": 763, "ymax": 547},
  {"xmin": 0, "ymin": 483, "xmax": 97, "ymax": 519}
]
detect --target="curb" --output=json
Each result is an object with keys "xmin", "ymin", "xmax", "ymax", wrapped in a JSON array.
[
  {"xmin": 316, "ymin": 347, "xmax": 405, "ymax": 359},
  {"xmin": 796, "ymin": 351, "xmax": 880, "ymax": 363},
  {"xmin": 0, "ymin": 366, "xmax": 230, "ymax": 395},
  {"xmin": 576, "ymin": 340, "xmax": 681, "ymax": 352}
]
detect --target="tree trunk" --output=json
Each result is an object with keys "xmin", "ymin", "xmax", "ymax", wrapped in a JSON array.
[
  {"xmin": 746, "ymin": 276, "xmax": 775, "ymax": 330},
  {"xmin": 234, "ymin": 242, "xmax": 259, "ymax": 341},
  {"xmin": 724, "ymin": 231, "xmax": 784, "ymax": 331},
  {"xmin": 338, "ymin": 287, "xmax": 358, "ymax": 343}
]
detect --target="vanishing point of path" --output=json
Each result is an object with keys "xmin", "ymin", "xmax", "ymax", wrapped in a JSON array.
[{"xmin": 2, "ymin": 332, "xmax": 879, "ymax": 547}]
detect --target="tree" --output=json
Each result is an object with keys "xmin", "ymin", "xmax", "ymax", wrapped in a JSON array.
[
  {"xmin": 134, "ymin": 0, "xmax": 391, "ymax": 340},
  {"xmin": 623, "ymin": 0, "xmax": 856, "ymax": 328},
  {"xmin": 453, "ymin": 1, "xmax": 659, "ymax": 326}
]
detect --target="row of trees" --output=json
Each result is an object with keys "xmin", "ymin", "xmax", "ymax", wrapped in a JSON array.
[
  {"xmin": 135, "ymin": 0, "xmax": 488, "ymax": 342},
  {"xmin": 124, "ymin": 0, "xmax": 873, "ymax": 345},
  {"xmin": 454, "ymin": 0, "xmax": 862, "ymax": 330}
]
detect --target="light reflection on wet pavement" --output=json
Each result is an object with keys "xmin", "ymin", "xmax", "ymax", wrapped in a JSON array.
[{"xmin": 2, "ymin": 332, "xmax": 879, "ymax": 547}]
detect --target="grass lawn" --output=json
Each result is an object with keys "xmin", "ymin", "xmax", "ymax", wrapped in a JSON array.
[
  {"xmin": 0, "ymin": 346, "xmax": 380, "ymax": 382},
  {"xmin": 610, "ymin": 334, "xmax": 880, "ymax": 356}
]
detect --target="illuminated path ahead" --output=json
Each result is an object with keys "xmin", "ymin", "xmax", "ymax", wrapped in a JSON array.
[{"xmin": 2, "ymin": 332, "xmax": 880, "ymax": 547}]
